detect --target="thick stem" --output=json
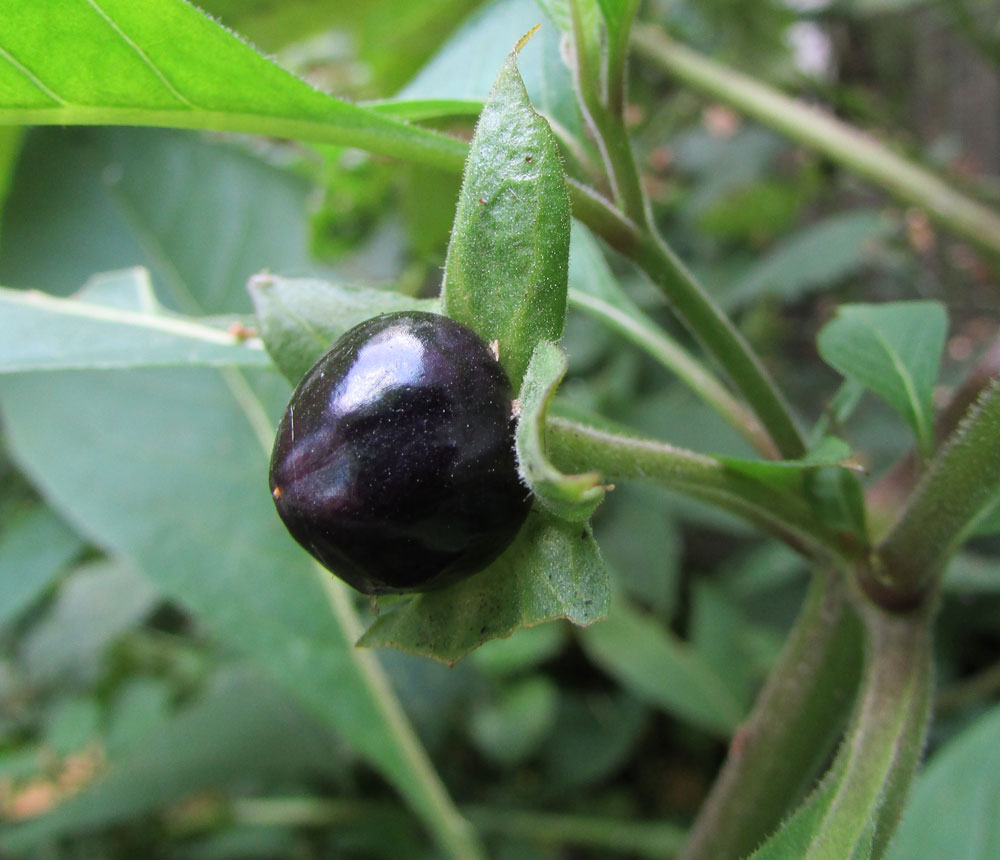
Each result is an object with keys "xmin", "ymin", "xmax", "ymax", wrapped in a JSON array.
[
  {"xmin": 874, "ymin": 378, "xmax": 1000, "ymax": 604},
  {"xmin": 631, "ymin": 25, "xmax": 1000, "ymax": 258},
  {"xmin": 546, "ymin": 417, "xmax": 848, "ymax": 566},
  {"xmin": 802, "ymin": 604, "xmax": 933, "ymax": 860},
  {"xmin": 679, "ymin": 573, "xmax": 863, "ymax": 860}
]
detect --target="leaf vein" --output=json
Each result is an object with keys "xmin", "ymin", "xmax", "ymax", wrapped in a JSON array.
[
  {"xmin": 0, "ymin": 45, "xmax": 67, "ymax": 105},
  {"xmin": 84, "ymin": 0, "xmax": 197, "ymax": 109}
]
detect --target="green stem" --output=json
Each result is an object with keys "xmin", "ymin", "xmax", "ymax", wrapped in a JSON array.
[
  {"xmin": 678, "ymin": 574, "xmax": 863, "ymax": 860},
  {"xmin": 567, "ymin": 288, "xmax": 778, "ymax": 458},
  {"xmin": 604, "ymin": 0, "xmax": 642, "ymax": 118},
  {"xmin": 230, "ymin": 797, "xmax": 688, "ymax": 859},
  {"xmin": 874, "ymin": 378, "xmax": 1000, "ymax": 606},
  {"xmin": 546, "ymin": 417, "xmax": 847, "ymax": 565},
  {"xmin": 632, "ymin": 231, "xmax": 807, "ymax": 459},
  {"xmin": 802, "ymin": 605, "xmax": 933, "ymax": 860},
  {"xmin": 565, "ymin": 181, "xmax": 806, "ymax": 460},
  {"xmin": 631, "ymin": 25, "xmax": 1000, "ymax": 257},
  {"xmin": 321, "ymin": 576, "xmax": 485, "ymax": 860},
  {"xmin": 569, "ymin": 0, "xmax": 647, "ymax": 224}
]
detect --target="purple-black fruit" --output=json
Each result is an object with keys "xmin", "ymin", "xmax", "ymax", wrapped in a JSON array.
[{"xmin": 269, "ymin": 311, "xmax": 531, "ymax": 595}]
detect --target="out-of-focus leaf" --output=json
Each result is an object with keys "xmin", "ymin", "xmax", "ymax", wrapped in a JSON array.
[
  {"xmin": 105, "ymin": 678, "xmax": 174, "ymax": 758},
  {"xmin": 471, "ymin": 621, "xmax": 568, "ymax": 677},
  {"xmin": 594, "ymin": 484, "xmax": 680, "ymax": 617},
  {"xmin": 468, "ymin": 675, "xmax": 559, "ymax": 765},
  {"xmin": 0, "ymin": 0, "xmax": 465, "ymax": 172},
  {"xmin": 43, "ymin": 696, "xmax": 102, "ymax": 757},
  {"xmin": 689, "ymin": 582, "xmax": 756, "ymax": 710},
  {"xmin": 21, "ymin": 560, "xmax": 160, "ymax": 687},
  {"xmin": 442, "ymin": 30, "xmax": 571, "ymax": 388},
  {"xmin": 818, "ymin": 301, "xmax": 948, "ymax": 457},
  {"xmin": 0, "ymin": 126, "xmax": 470, "ymax": 846},
  {"xmin": 0, "ymin": 668, "xmax": 345, "ymax": 853},
  {"xmin": 516, "ymin": 341, "xmax": 605, "ymax": 522},
  {"xmin": 0, "ymin": 504, "xmax": 82, "ymax": 632},
  {"xmin": 943, "ymin": 553, "xmax": 1000, "ymax": 594},
  {"xmin": 359, "ymin": 508, "xmax": 609, "ymax": 664},
  {"xmin": 579, "ymin": 594, "xmax": 745, "ymax": 737},
  {"xmin": 249, "ymin": 274, "xmax": 437, "ymax": 384},
  {"xmin": 726, "ymin": 211, "xmax": 895, "ymax": 307},
  {"xmin": 0, "ymin": 128, "xmax": 316, "ymax": 313},
  {"xmin": 0, "ymin": 270, "xmax": 270, "ymax": 373},
  {"xmin": 398, "ymin": 0, "xmax": 585, "ymax": 146},
  {"xmin": 0, "ymin": 125, "xmax": 21, "ymax": 245},
  {"xmin": 541, "ymin": 692, "xmax": 647, "ymax": 789},
  {"xmin": 888, "ymin": 701, "xmax": 1000, "ymax": 860}
]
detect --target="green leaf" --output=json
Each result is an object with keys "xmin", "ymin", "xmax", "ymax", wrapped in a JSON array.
[
  {"xmin": 516, "ymin": 341, "xmax": 605, "ymax": 521},
  {"xmin": 397, "ymin": 0, "xmax": 586, "ymax": 150},
  {"xmin": 0, "ymin": 127, "xmax": 474, "ymax": 856},
  {"xmin": 0, "ymin": 128, "xmax": 315, "ymax": 313},
  {"xmin": 0, "ymin": 668, "xmax": 345, "ymax": 853},
  {"xmin": 442, "ymin": 34, "xmax": 572, "ymax": 389},
  {"xmin": 21, "ymin": 559, "xmax": 160, "ymax": 687},
  {"xmin": 249, "ymin": 274, "xmax": 438, "ymax": 384},
  {"xmin": 888, "ymin": 700, "xmax": 1000, "ymax": 860},
  {"xmin": 0, "ymin": 270, "xmax": 270, "ymax": 373},
  {"xmin": 0, "ymin": 504, "xmax": 82, "ymax": 632},
  {"xmin": 578, "ymin": 593, "xmax": 746, "ymax": 737},
  {"xmin": 726, "ymin": 211, "xmax": 895, "ymax": 308},
  {"xmin": 817, "ymin": 301, "xmax": 948, "ymax": 457},
  {"xmin": 468, "ymin": 675, "xmax": 559, "ymax": 766},
  {"xmin": 0, "ymin": 0, "xmax": 466, "ymax": 172},
  {"xmin": 358, "ymin": 508, "xmax": 609, "ymax": 665}
]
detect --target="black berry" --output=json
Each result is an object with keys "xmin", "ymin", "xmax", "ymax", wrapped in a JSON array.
[{"xmin": 269, "ymin": 311, "xmax": 532, "ymax": 595}]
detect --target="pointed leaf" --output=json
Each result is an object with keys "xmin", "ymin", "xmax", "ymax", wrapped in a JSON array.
[
  {"xmin": 249, "ymin": 274, "xmax": 438, "ymax": 384},
  {"xmin": 578, "ymin": 593, "xmax": 745, "ymax": 737},
  {"xmin": 516, "ymin": 340, "xmax": 605, "ymax": 522},
  {"xmin": 442, "ymin": 34, "xmax": 571, "ymax": 388},
  {"xmin": 0, "ymin": 0, "xmax": 465, "ymax": 171},
  {"xmin": 358, "ymin": 508, "xmax": 609, "ymax": 665},
  {"xmin": 817, "ymin": 302, "xmax": 948, "ymax": 456},
  {"xmin": 888, "ymin": 701, "xmax": 1000, "ymax": 860},
  {"xmin": 0, "ymin": 270, "xmax": 270, "ymax": 373}
]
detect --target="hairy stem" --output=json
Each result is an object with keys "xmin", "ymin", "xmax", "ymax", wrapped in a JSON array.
[
  {"xmin": 679, "ymin": 574, "xmax": 863, "ymax": 860},
  {"xmin": 873, "ymin": 378, "xmax": 1000, "ymax": 605},
  {"xmin": 631, "ymin": 25, "xmax": 1000, "ymax": 257},
  {"xmin": 546, "ymin": 417, "xmax": 848, "ymax": 565}
]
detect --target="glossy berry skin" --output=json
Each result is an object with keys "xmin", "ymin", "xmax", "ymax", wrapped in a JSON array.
[{"xmin": 269, "ymin": 311, "xmax": 531, "ymax": 595}]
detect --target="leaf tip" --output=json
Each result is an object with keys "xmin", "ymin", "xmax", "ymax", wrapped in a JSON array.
[{"xmin": 514, "ymin": 24, "xmax": 542, "ymax": 55}]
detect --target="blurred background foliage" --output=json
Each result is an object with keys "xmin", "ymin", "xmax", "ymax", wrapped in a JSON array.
[{"xmin": 1, "ymin": 0, "xmax": 1000, "ymax": 857}]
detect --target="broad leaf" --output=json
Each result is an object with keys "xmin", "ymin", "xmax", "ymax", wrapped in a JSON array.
[
  {"xmin": 397, "ymin": 0, "xmax": 586, "ymax": 148},
  {"xmin": 0, "ymin": 270, "xmax": 270, "ymax": 373},
  {"xmin": 249, "ymin": 274, "xmax": 438, "ymax": 384},
  {"xmin": 359, "ymin": 508, "xmax": 609, "ymax": 665},
  {"xmin": 0, "ymin": 0, "xmax": 465, "ymax": 171},
  {"xmin": 516, "ymin": 340, "xmax": 605, "ymax": 522},
  {"xmin": 0, "ymin": 127, "xmax": 468, "ymax": 850},
  {"xmin": 442, "ymin": 33, "xmax": 572, "ymax": 388},
  {"xmin": 0, "ymin": 504, "xmax": 82, "ymax": 632},
  {"xmin": 888, "ymin": 701, "xmax": 1000, "ymax": 860},
  {"xmin": 817, "ymin": 301, "xmax": 947, "ymax": 457},
  {"xmin": 0, "ymin": 127, "xmax": 315, "ymax": 312},
  {"xmin": 726, "ymin": 211, "xmax": 895, "ymax": 308},
  {"xmin": 578, "ymin": 593, "xmax": 745, "ymax": 737}
]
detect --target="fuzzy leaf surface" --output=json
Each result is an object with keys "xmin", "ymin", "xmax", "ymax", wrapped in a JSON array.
[{"xmin": 442, "ymin": 36, "xmax": 571, "ymax": 388}]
